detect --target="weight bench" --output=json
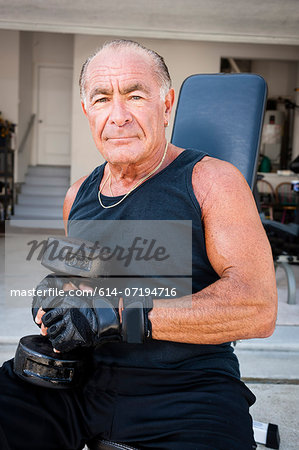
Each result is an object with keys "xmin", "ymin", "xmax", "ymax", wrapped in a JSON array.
[
  {"xmin": 87, "ymin": 439, "xmax": 138, "ymax": 449},
  {"xmin": 86, "ymin": 74, "xmax": 280, "ymax": 449},
  {"xmin": 171, "ymin": 73, "xmax": 266, "ymax": 189}
]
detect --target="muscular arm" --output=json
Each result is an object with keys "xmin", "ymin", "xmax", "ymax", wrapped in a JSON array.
[{"xmin": 149, "ymin": 157, "xmax": 277, "ymax": 344}]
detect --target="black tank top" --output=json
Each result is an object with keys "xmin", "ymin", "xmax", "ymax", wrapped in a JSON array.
[{"xmin": 68, "ymin": 149, "xmax": 240, "ymax": 379}]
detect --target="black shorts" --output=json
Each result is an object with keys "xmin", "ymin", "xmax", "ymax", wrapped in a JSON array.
[{"xmin": 0, "ymin": 359, "xmax": 256, "ymax": 450}]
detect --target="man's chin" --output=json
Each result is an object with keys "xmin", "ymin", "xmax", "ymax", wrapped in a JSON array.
[{"xmin": 101, "ymin": 139, "xmax": 144, "ymax": 162}]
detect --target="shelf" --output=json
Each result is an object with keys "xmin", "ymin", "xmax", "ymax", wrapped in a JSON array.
[
  {"xmin": 0, "ymin": 144, "xmax": 14, "ymax": 220},
  {"xmin": 0, "ymin": 147, "xmax": 15, "ymax": 155}
]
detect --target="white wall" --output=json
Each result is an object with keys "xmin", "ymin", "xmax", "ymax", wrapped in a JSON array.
[
  {"xmin": 0, "ymin": 30, "xmax": 19, "ymax": 124},
  {"xmin": 251, "ymin": 59, "xmax": 297, "ymax": 99},
  {"xmin": 71, "ymin": 35, "xmax": 299, "ymax": 183}
]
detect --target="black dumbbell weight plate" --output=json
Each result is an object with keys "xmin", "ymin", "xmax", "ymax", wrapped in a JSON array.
[{"xmin": 14, "ymin": 335, "xmax": 89, "ymax": 389}]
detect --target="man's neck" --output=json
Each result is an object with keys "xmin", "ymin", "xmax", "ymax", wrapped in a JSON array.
[{"xmin": 101, "ymin": 143, "xmax": 183, "ymax": 196}]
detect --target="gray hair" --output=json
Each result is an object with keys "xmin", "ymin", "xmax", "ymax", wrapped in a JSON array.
[{"xmin": 79, "ymin": 39, "xmax": 172, "ymax": 106}]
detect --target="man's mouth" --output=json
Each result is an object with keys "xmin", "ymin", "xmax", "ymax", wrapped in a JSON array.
[{"xmin": 107, "ymin": 137, "xmax": 136, "ymax": 140}]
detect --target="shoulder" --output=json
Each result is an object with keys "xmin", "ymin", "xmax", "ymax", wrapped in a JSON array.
[
  {"xmin": 192, "ymin": 156, "xmax": 251, "ymax": 210},
  {"xmin": 63, "ymin": 175, "xmax": 88, "ymax": 225}
]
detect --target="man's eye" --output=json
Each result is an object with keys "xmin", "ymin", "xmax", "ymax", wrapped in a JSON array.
[
  {"xmin": 95, "ymin": 97, "xmax": 108, "ymax": 103},
  {"xmin": 131, "ymin": 95, "xmax": 142, "ymax": 100}
]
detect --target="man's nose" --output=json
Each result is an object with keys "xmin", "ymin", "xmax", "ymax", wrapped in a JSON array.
[{"xmin": 109, "ymin": 99, "xmax": 132, "ymax": 127}]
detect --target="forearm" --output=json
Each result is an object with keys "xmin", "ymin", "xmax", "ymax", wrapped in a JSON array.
[{"xmin": 149, "ymin": 275, "xmax": 277, "ymax": 345}]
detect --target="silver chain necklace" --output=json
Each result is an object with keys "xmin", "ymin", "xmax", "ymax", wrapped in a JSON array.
[{"xmin": 98, "ymin": 142, "xmax": 169, "ymax": 209}]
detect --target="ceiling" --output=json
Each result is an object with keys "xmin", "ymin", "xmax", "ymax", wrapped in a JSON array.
[{"xmin": 0, "ymin": 0, "xmax": 298, "ymax": 46}]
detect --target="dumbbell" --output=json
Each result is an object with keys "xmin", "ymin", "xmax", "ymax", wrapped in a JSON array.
[
  {"xmin": 14, "ymin": 335, "xmax": 89, "ymax": 389},
  {"xmin": 40, "ymin": 236, "xmax": 112, "ymax": 278},
  {"xmin": 14, "ymin": 236, "xmax": 112, "ymax": 389}
]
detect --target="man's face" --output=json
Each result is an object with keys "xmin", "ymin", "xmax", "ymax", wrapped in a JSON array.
[{"xmin": 82, "ymin": 47, "xmax": 174, "ymax": 166}]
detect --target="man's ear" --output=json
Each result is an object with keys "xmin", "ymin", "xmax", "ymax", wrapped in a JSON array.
[
  {"xmin": 164, "ymin": 88, "xmax": 175, "ymax": 122},
  {"xmin": 81, "ymin": 101, "xmax": 87, "ymax": 116}
]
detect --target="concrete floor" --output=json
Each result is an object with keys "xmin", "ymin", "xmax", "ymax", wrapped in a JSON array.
[{"xmin": 1, "ymin": 231, "xmax": 299, "ymax": 450}]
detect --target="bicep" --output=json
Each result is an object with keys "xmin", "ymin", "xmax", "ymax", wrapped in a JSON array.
[{"xmin": 196, "ymin": 162, "xmax": 274, "ymax": 286}]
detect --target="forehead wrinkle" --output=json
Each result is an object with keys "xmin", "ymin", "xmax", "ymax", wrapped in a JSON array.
[
  {"xmin": 90, "ymin": 69, "xmax": 151, "ymax": 80},
  {"xmin": 87, "ymin": 52, "xmax": 157, "ymax": 84},
  {"xmin": 87, "ymin": 69, "xmax": 149, "ymax": 86},
  {"xmin": 88, "ymin": 57, "xmax": 151, "ymax": 75}
]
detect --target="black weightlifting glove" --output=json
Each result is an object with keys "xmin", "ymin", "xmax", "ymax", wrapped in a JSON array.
[
  {"xmin": 42, "ymin": 295, "xmax": 121, "ymax": 352},
  {"xmin": 41, "ymin": 295, "xmax": 153, "ymax": 352},
  {"xmin": 32, "ymin": 274, "xmax": 66, "ymax": 325},
  {"xmin": 32, "ymin": 273, "xmax": 95, "ymax": 327}
]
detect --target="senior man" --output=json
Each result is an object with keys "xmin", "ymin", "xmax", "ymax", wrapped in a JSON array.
[{"xmin": 0, "ymin": 40, "xmax": 277, "ymax": 450}]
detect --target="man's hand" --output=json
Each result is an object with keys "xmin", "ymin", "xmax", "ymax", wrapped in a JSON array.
[
  {"xmin": 41, "ymin": 295, "xmax": 121, "ymax": 352},
  {"xmin": 32, "ymin": 275, "xmax": 153, "ymax": 351},
  {"xmin": 32, "ymin": 274, "xmax": 66, "ymax": 325},
  {"xmin": 32, "ymin": 274, "xmax": 94, "ymax": 337},
  {"xmin": 41, "ymin": 295, "xmax": 154, "ymax": 352}
]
